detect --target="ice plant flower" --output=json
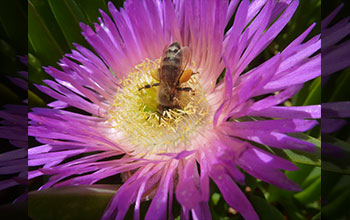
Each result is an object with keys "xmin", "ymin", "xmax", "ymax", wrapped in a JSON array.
[
  {"xmin": 29, "ymin": 0, "xmax": 321, "ymax": 219},
  {"xmin": 0, "ymin": 56, "xmax": 28, "ymax": 201}
]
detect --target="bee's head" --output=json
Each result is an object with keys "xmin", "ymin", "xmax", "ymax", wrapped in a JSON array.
[{"xmin": 169, "ymin": 41, "xmax": 181, "ymax": 50}]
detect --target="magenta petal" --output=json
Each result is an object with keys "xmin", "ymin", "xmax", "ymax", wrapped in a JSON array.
[
  {"xmin": 250, "ymin": 105, "xmax": 321, "ymax": 119},
  {"xmin": 0, "ymin": 179, "xmax": 18, "ymax": 191},
  {"xmin": 322, "ymin": 102, "xmax": 350, "ymax": 118},
  {"xmin": 210, "ymin": 165, "xmax": 258, "ymax": 220},
  {"xmin": 157, "ymin": 150, "xmax": 195, "ymax": 160},
  {"xmin": 102, "ymin": 164, "xmax": 158, "ymax": 220},
  {"xmin": 321, "ymin": 3, "xmax": 344, "ymax": 28},
  {"xmin": 223, "ymin": 119, "xmax": 318, "ymax": 133},
  {"xmin": 197, "ymin": 151, "xmax": 210, "ymax": 201},
  {"xmin": 145, "ymin": 161, "xmax": 177, "ymax": 220},
  {"xmin": 176, "ymin": 159, "xmax": 201, "ymax": 209},
  {"xmin": 322, "ymin": 119, "xmax": 347, "ymax": 134},
  {"xmin": 222, "ymin": 122, "xmax": 316, "ymax": 152},
  {"xmin": 236, "ymin": 146, "xmax": 301, "ymax": 191},
  {"xmin": 225, "ymin": 0, "xmax": 239, "ymax": 25},
  {"xmin": 47, "ymin": 100, "xmax": 69, "ymax": 109},
  {"xmin": 191, "ymin": 202, "xmax": 212, "ymax": 220}
]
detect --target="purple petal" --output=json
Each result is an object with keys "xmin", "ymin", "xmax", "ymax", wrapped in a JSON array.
[
  {"xmin": 223, "ymin": 119, "xmax": 318, "ymax": 133},
  {"xmin": 322, "ymin": 102, "xmax": 350, "ymax": 118},
  {"xmin": 210, "ymin": 164, "xmax": 258, "ymax": 220},
  {"xmin": 145, "ymin": 161, "xmax": 177, "ymax": 220},
  {"xmin": 322, "ymin": 119, "xmax": 347, "ymax": 134},
  {"xmin": 191, "ymin": 202, "xmax": 212, "ymax": 220},
  {"xmin": 250, "ymin": 105, "xmax": 321, "ymax": 119},
  {"xmin": 176, "ymin": 159, "xmax": 201, "ymax": 209},
  {"xmin": 321, "ymin": 3, "xmax": 344, "ymax": 28},
  {"xmin": 236, "ymin": 146, "xmax": 301, "ymax": 191}
]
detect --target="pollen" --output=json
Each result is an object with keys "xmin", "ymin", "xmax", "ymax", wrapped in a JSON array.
[{"xmin": 107, "ymin": 59, "xmax": 210, "ymax": 158}]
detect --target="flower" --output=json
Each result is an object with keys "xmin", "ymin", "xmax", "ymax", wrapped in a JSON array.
[
  {"xmin": 0, "ymin": 56, "xmax": 28, "ymax": 202},
  {"xmin": 29, "ymin": 0, "xmax": 320, "ymax": 219}
]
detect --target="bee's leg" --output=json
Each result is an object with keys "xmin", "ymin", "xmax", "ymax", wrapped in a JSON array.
[
  {"xmin": 176, "ymin": 87, "xmax": 192, "ymax": 92},
  {"xmin": 138, "ymin": 82, "xmax": 159, "ymax": 91},
  {"xmin": 157, "ymin": 110, "xmax": 162, "ymax": 124},
  {"xmin": 157, "ymin": 105, "xmax": 165, "ymax": 124}
]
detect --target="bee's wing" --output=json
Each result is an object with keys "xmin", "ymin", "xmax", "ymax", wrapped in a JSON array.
[
  {"xmin": 160, "ymin": 43, "xmax": 170, "ymax": 66},
  {"xmin": 180, "ymin": 46, "xmax": 191, "ymax": 72},
  {"xmin": 159, "ymin": 43, "xmax": 170, "ymax": 79},
  {"xmin": 176, "ymin": 46, "xmax": 191, "ymax": 83}
]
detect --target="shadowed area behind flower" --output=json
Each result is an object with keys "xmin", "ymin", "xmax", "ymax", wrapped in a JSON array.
[
  {"xmin": 321, "ymin": 2, "xmax": 350, "ymax": 220},
  {"xmin": 0, "ymin": 57, "xmax": 28, "ymax": 216}
]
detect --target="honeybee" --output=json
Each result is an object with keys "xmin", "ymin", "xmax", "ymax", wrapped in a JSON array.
[{"xmin": 139, "ymin": 42, "xmax": 195, "ymax": 123}]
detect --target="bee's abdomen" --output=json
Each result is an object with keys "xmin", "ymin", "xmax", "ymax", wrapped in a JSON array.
[{"xmin": 161, "ymin": 64, "xmax": 181, "ymax": 84}]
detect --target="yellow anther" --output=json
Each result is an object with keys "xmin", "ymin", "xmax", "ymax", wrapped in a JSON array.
[{"xmin": 210, "ymin": 81, "xmax": 215, "ymax": 88}]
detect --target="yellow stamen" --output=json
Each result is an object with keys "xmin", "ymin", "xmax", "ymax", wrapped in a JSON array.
[{"xmin": 107, "ymin": 59, "xmax": 210, "ymax": 158}]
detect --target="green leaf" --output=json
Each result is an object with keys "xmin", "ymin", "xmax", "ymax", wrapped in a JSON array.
[
  {"xmin": 0, "ymin": 39, "xmax": 23, "ymax": 77},
  {"xmin": 303, "ymin": 77, "xmax": 321, "ymax": 105},
  {"xmin": 0, "ymin": 83, "xmax": 20, "ymax": 105},
  {"xmin": 326, "ymin": 175, "xmax": 350, "ymax": 201},
  {"xmin": 294, "ymin": 178, "xmax": 321, "ymax": 205},
  {"xmin": 322, "ymin": 187, "xmax": 350, "ymax": 219},
  {"xmin": 28, "ymin": 53, "xmax": 50, "ymax": 85},
  {"xmin": 282, "ymin": 133, "xmax": 321, "ymax": 166},
  {"xmin": 28, "ymin": 1, "xmax": 64, "ymax": 67},
  {"xmin": 322, "ymin": 136, "xmax": 350, "ymax": 174},
  {"xmin": 286, "ymin": 164, "xmax": 315, "ymax": 186},
  {"xmin": 48, "ymin": 0, "xmax": 89, "ymax": 49},
  {"xmin": 299, "ymin": 167, "xmax": 321, "ymax": 188},
  {"xmin": 279, "ymin": 198, "xmax": 308, "ymax": 220},
  {"xmin": 329, "ymin": 68, "xmax": 350, "ymax": 102},
  {"xmin": 29, "ymin": 89, "xmax": 45, "ymax": 108},
  {"xmin": 292, "ymin": 77, "xmax": 321, "ymax": 106},
  {"xmin": 311, "ymin": 212, "xmax": 320, "ymax": 220},
  {"xmin": 211, "ymin": 192, "xmax": 221, "ymax": 206},
  {"xmin": 74, "ymin": 0, "xmax": 108, "ymax": 26},
  {"xmin": 30, "ymin": 0, "xmax": 70, "ymax": 52},
  {"xmin": 267, "ymin": 167, "xmax": 319, "ymax": 205},
  {"xmin": 0, "ymin": 0, "xmax": 27, "ymax": 54},
  {"xmin": 249, "ymin": 195, "xmax": 284, "ymax": 220},
  {"xmin": 28, "ymin": 185, "xmax": 118, "ymax": 220}
]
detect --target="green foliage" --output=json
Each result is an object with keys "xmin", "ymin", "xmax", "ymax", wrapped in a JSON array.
[
  {"xmin": 29, "ymin": 1, "xmax": 64, "ymax": 67},
  {"xmin": 28, "ymin": 185, "xmax": 117, "ymax": 220},
  {"xmin": 322, "ymin": 136, "xmax": 350, "ymax": 174},
  {"xmin": 249, "ymin": 195, "xmax": 285, "ymax": 220},
  {"xmin": 284, "ymin": 133, "xmax": 321, "ymax": 166}
]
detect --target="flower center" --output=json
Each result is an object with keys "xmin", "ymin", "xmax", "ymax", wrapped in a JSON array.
[{"xmin": 107, "ymin": 59, "xmax": 210, "ymax": 157}]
